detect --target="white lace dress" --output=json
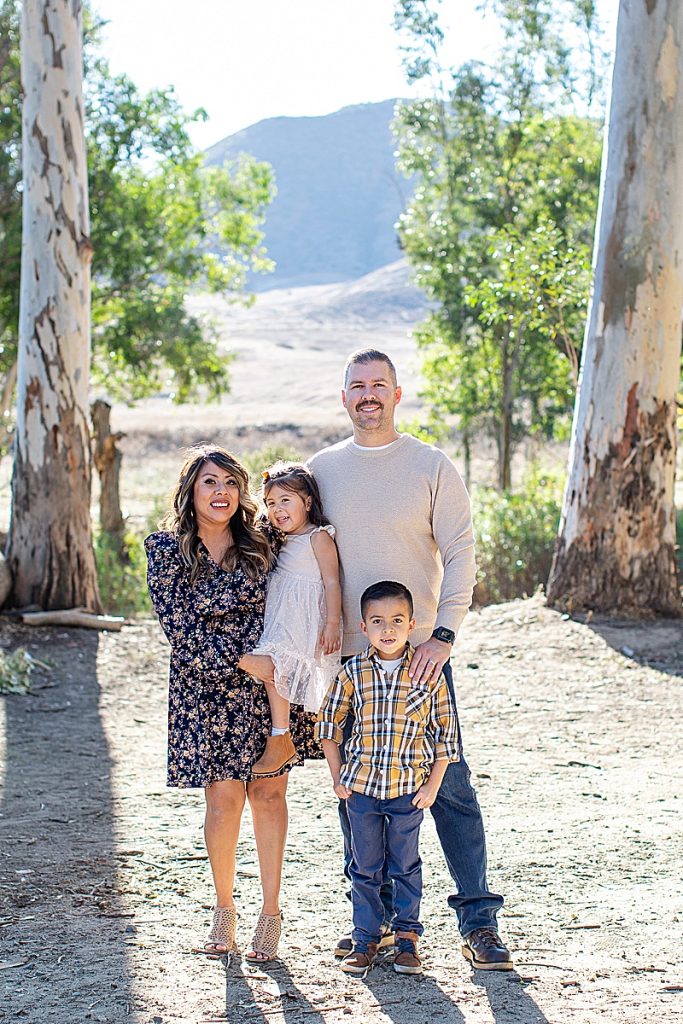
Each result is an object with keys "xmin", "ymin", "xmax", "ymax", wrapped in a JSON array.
[{"xmin": 251, "ymin": 526, "xmax": 342, "ymax": 712}]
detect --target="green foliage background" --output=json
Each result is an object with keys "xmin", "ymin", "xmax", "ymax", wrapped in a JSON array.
[
  {"xmin": 393, "ymin": 0, "xmax": 605, "ymax": 489},
  {"xmin": 0, "ymin": 0, "xmax": 275, "ymax": 429}
]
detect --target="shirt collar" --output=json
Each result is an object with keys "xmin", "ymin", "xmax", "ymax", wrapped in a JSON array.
[{"xmin": 365, "ymin": 642, "xmax": 414, "ymax": 669}]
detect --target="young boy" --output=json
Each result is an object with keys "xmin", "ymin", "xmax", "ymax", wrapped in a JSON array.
[{"xmin": 316, "ymin": 580, "xmax": 460, "ymax": 976}]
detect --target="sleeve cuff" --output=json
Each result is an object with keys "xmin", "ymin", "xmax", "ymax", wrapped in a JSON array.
[
  {"xmin": 433, "ymin": 742, "xmax": 461, "ymax": 762},
  {"xmin": 435, "ymin": 605, "xmax": 469, "ymax": 638},
  {"xmin": 315, "ymin": 720, "xmax": 342, "ymax": 745}
]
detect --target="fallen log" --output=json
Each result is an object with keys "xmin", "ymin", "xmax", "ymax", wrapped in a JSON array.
[{"xmin": 19, "ymin": 610, "xmax": 125, "ymax": 631}]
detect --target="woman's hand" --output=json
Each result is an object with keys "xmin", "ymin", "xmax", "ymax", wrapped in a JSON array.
[
  {"xmin": 320, "ymin": 621, "xmax": 341, "ymax": 655},
  {"xmin": 238, "ymin": 653, "xmax": 275, "ymax": 685}
]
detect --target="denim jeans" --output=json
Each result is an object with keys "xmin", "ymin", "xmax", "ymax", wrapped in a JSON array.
[
  {"xmin": 337, "ymin": 660, "xmax": 504, "ymax": 937},
  {"xmin": 346, "ymin": 791, "xmax": 423, "ymax": 947}
]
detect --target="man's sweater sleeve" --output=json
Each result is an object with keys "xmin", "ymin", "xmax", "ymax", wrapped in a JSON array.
[{"xmin": 431, "ymin": 454, "xmax": 477, "ymax": 637}]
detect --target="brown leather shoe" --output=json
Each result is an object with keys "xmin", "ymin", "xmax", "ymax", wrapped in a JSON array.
[
  {"xmin": 462, "ymin": 927, "xmax": 513, "ymax": 971},
  {"xmin": 340, "ymin": 942, "xmax": 378, "ymax": 975},
  {"xmin": 251, "ymin": 733, "xmax": 298, "ymax": 776},
  {"xmin": 393, "ymin": 930, "xmax": 423, "ymax": 975}
]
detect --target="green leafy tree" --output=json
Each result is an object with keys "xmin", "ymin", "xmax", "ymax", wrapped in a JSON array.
[
  {"xmin": 393, "ymin": 0, "xmax": 604, "ymax": 488},
  {"xmin": 0, "ymin": 0, "xmax": 274, "ymax": 447}
]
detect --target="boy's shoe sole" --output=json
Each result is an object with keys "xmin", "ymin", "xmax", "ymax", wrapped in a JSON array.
[{"xmin": 394, "ymin": 961, "xmax": 423, "ymax": 975}]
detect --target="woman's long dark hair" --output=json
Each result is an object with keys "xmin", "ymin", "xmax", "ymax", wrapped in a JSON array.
[{"xmin": 161, "ymin": 445, "xmax": 271, "ymax": 581}]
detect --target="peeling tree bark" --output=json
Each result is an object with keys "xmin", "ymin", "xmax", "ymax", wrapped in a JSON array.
[
  {"xmin": 91, "ymin": 398, "xmax": 126, "ymax": 559},
  {"xmin": 6, "ymin": 0, "xmax": 101, "ymax": 611},
  {"xmin": 547, "ymin": 0, "xmax": 683, "ymax": 617}
]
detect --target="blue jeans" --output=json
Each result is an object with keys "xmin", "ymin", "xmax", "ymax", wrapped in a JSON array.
[
  {"xmin": 346, "ymin": 791, "xmax": 424, "ymax": 946},
  {"xmin": 337, "ymin": 661, "xmax": 504, "ymax": 937}
]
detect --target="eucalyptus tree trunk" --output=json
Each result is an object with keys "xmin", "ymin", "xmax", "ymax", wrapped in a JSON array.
[
  {"xmin": 547, "ymin": 0, "xmax": 683, "ymax": 617},
  {"xmin": 6, "ymin": 0, "xmax": 101, "ymax": 611},
  {"xmin": 91, "ymin": 399, "xmax": 126, "ymax": 560}
]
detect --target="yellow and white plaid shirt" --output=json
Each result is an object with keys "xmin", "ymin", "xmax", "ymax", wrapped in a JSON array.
[{"xmin": 315, "ymin": 644, "xmax": 460, "ymax": 800}]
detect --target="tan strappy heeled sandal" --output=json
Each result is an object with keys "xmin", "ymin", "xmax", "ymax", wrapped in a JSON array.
[
  {"xmin": 244, "ymin": 910, "xmax": 282, "ymax": 962},
  {"xmin": 194, "ymin": 905, "xmax": 238, "ymax": 957}
]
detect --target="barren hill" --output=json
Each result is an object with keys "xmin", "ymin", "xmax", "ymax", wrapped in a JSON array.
[{"xmin": 206, "ymin": 99, "xmax": 412, "ymax": 290}]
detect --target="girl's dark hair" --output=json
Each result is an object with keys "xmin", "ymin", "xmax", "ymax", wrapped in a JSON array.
[
  {"xmin": 262, "ymin": 462, "xmax": 329, "ymax": 528},
  {"xmin": 161, "ymin": 444, "xmax": 271, "ymax": 581}
]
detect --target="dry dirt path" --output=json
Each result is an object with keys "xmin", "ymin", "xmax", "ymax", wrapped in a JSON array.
[{"xmin": 1, "ymin": 594, "xmax": 682, "ymax": 1024}]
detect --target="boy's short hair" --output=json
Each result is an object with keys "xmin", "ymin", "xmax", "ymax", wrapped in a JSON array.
[
  {"xmin": 343, "ymin": 349, "xmax": 397, "ymax": 387},
  {"xmin": 360, "ymin": 580, "xmax": 414, "ymax": 619}
]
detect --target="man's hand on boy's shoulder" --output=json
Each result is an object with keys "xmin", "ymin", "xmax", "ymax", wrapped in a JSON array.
[{"xmin": 409, "ymin": 636, "xmax": 452, "ymax": 686}]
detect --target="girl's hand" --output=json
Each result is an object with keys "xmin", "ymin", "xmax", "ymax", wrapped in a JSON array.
[
  {"xmin": 320, "ymin": 621, "xmax": 341, "ymax": 655},
  {"xmin": 333, "ymin": 782, "xmax": 352, "ymax": 800}
]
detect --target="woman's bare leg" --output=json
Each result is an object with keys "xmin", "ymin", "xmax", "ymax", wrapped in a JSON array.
[
  {"xmin": 246, "ymin": 773, "xmax": 289, "ymax": 957},
  {"xmin": 204, "ymin": 779, "xmax": 246, "ymax": 909}
]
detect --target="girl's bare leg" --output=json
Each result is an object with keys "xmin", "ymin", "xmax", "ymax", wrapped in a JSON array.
[
  {"xmin": 263, "ymin": 682, "xmax": 291, "ymax": 731},
  {"xmin": 238, "ymin": 653, "xmax": 291, "ymax": 730}
]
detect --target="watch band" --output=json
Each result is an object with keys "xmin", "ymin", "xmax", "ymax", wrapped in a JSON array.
[{"xmin": 432, "ymin": 626, "xmax": 455, "ymax": 645}]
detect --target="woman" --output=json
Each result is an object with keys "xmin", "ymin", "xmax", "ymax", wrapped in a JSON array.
[{"xmin": 145, "ymin": 444, "xmax": 317, "ymax": 961}]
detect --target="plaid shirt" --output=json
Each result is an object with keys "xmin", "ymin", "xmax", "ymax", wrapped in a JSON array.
[{"xmin": 315, "ymin": 644, "xmax": 460, "ymax": 800}]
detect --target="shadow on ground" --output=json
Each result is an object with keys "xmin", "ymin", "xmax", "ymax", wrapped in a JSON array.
[{"xmin": 0, "ymin": 621, "xmax": 133, "ymax": 1021}]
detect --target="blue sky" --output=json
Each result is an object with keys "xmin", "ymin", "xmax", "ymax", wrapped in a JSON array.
[{"xmin": 93, "ymin": 0, "xmax": 619, "ymax": 151}]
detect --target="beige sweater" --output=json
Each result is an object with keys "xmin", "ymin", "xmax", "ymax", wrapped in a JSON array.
[{"xmin": 308, "ymin": 435, "xmax": 476, "ymax": 656}]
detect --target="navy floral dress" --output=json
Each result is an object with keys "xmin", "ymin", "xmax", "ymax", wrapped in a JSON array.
[{"xmin": 145, "ymin": 531, "xmax": 320, "ymax": 788}]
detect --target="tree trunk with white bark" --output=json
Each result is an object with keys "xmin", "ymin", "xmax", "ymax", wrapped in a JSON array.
[
  {"xmin": 6, "ymin": 0, "xmax": 101, "ymax": 611},
  {"xmin": 546, "ymin": 0, "xmax": 683, "ymax": 617}
]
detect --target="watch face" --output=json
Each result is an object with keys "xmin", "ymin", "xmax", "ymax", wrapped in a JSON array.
[{"xmin": 433, "ymin": 627, "xmax": 455, "ymax": 644}]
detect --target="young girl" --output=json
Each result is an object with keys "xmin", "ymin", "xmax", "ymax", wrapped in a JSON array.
[{"xmin": 239, "ymin": 462, "xmax": 342, "ymax": 777}]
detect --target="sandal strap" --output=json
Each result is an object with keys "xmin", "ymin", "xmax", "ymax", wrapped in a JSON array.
[
  {"xmin": 250, "ymin": 910, "xmax": 282, "ymax": 958},
  {"xmin": 207, "ymin": 905, "xmax": 238, "ymax": 950}
]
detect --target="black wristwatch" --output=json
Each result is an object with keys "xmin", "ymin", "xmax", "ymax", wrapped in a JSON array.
[{"xmin": 432, "ymin": 626, "xmax": 455, "ymax": 645}]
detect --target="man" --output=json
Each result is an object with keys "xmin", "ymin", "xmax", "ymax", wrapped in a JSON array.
[{"xmin": 308, "ymin": 348, "xmax": 511, "ymax": 970}]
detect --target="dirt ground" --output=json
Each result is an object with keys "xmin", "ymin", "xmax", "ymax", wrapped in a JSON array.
[{"xmin": 1, "ymin": 592, "xmax": 682, "ymax": 1024}]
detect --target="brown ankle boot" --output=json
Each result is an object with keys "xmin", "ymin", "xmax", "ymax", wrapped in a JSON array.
[
  {"xmin": 340, "ymin": 942, "xmax": 378, "ymax": 975},
  {"xmin": 251, "ymin": 733, "xmax": 298, "ymax": 776},
  {"xmin": 394, "ymin": 930, "xmax": 423, "ymax": 975}
]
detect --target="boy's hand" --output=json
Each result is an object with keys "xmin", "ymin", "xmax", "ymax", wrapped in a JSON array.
[
  {"xmin": 333, "ymin": 781, "xmax": 352, "ymax": 800},
  {"xmin": 320, "ymin": 622, "xmax": 341, "ymax": 655},
  {"xmin": 412, "ymin": 779, "xmax": 439, "ymax": 809}
]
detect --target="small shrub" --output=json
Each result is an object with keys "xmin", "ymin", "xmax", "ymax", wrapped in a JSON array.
[
  {"xmin": 240, "ymin": 445, "xmax": 303, "ymax": 486},
  {"xmin": 0, "ymin": 647, "xmax": 34, "ymax": 694},
  {"xmin": 472, "ymin": 470, "xmax": 563, "ymax": 605},
  {"xmin": 95, "ymin": 530, "xmax": 152, "ymax": 617}
]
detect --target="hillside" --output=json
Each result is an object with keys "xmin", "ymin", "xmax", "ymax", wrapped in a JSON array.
[{"xmin": 205, "ymin": 99, "xmax": 412, "ymax": 290}]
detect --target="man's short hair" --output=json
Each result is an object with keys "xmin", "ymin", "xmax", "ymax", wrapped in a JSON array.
[
  {"xmin": 343, "ymin": 349, "xmax": 397, "ymax": 388},
  {"xmin": 360, "ymin": 580, "xmax": 414, "ymax": 619}
]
